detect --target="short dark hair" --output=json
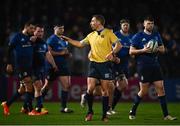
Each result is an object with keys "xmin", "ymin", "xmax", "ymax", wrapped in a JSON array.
[
  {"xmin": 54, "ymin": 22, "xmax": 64, "ymax": 27},
  {"xmin": 35, "ymin": 24, "xmax": 44, "ymax": 29},
  {"xmin": 24, "ymin": 21, "xmax": 35, "ymax": 28},
  {"xmin": 93, "ymin": 15, "xmax": 105, "ymax": 26},
  {"xmin": 120, "ymin": 19, "xmax": 130, "ymax": 25},
  {"xmin": 144, "ymin": 15, "xmax": 154, "ymax": 22}
]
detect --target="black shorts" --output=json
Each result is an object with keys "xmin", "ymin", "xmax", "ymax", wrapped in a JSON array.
[
  {"xmin": 32, "ymin": 67, "xmax": 45, "ymax": 81},
  {"xmin": 46, "ymin": 61, "xmax": 70, "ymax": 82},
  {"xmin": 56, "ymin": 60, "xmax": 70, "ymax": 76},
  {"xmin": 88, "ymin": 61, "xmax": 114, "ymax": 80},
  {"xmin": 16, "ymin": 67, "xmax": 32, "ymax": 80},
  {"xmin": 137, "ymin": 65, "xmax": 163, "ymax": 83},
  {"xmin": 113, "ymin": 64, "xmax": 128, "ymax": 80}
]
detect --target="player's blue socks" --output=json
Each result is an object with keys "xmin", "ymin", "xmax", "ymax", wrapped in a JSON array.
[
  {"xmin": 112, "ymin": 87, "xmax": 122, "ymax": 110},
  {"xmin": 102, "ymin": 96, "xmax": 109, "ymax": 118},
  {"xmin": 61, "ymin": 90, "xmax": 68, "ymax": 109},
  {"xmin": 42, "ymin": 88, "xmax": 49, "ymax": 99},
  {"xmin": 86, "ymin": 92, "xmax": 93, "ymax": 113},
  {"xmin": 24, "ymin": 92, "xmax": 33, "ymax": 112},
  {"xmin": 158, "ymin": 95, "xmax": 169, "ymax": 117},
  {"xmin": 36, "ymin": 96, "xmax": 43, "ymax": 112},
  {"xmin": 6, "ymin": 91, "xmax": 22, "ymax": 106},
  {"xmin": 130, "ymin": 95, "xmax": 142, "ymax": 115}
]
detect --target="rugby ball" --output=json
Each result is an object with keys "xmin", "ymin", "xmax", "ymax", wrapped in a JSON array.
[{"xmin": 146, "ymin": 40, "xmax": 158, "ymax": 52}]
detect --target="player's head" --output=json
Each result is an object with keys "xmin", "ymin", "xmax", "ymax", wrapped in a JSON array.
[
  {"xmin": 54, "ymin": 23, "xmax": 64, "ymax": 36},
  {"xmin": 90, "ymin": 15, "xmax": 105, "ymax": 30},
  {"xmin": 143, "ymin": 15, "xmax": 154, "ymax": 32},
  {"xmin": 120, "ymin": 19, "xmax": 130, "ymax": 33},
  {"xmin": 34, "ymin": 24, "xmax": 44, "ymax": 39},
  {"xmin": 24, "ymin": 21, "xmax": 35, "ymax": 36}
]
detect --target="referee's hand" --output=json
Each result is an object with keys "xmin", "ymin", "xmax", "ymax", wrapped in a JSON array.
[{"xmin": 106, "ymin": 52, "xmax": 114, "ymax": 61}]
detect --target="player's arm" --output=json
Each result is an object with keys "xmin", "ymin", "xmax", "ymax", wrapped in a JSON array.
[
  {"xmin": 156, "ymin": 45, "xmax": 165, "ymax": 54},
  {"xmin": 6, "ymin": 45, "xmax": 14, "ymax": 73},
  {"xmin": 154, "ymin": 32, "xmax": 165, "ymax": 54},
  {"xmin": 45, "ymin": 51, "xmax": 58, "ymax": 71},
  {"xmin": 112, "ymin": 41, "xmax": 122, "ymax": 54},
  {"xmin": 129, "ymin": 46, "xmax": 151, "ymax": 55},
  {"xmin": 106, "ymin": 31, "xmax": 122, "ymax": 61},
  {"xmin": 6, "ymin": 37, "xmax": 17, "ymax": 73},
  {"xmin": 48, "ymin": 46, "xmax": 69, "ymax": 56},
  {"xmin": 60, "ymin": 35, "xmax": 85, "ymax": 48},
  {"xmin": 154, "ymin": 44, "xmax": 165, "ymax": 54}
]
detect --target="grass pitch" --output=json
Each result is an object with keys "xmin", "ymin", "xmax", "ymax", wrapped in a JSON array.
[{"xmin": 0, "ymin": 102, "xmax": 179, "ymax": 125}]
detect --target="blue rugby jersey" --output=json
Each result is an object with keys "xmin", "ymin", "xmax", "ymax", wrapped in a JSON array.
[
  {"xmin": 8, "ymin": 32, "xmax": 33, "ymax": 69},
  {"xmin": 33, "ymin": 39, "xmax": 48, "ymax": 69},
  {"xmin": 114, "ymin": 31, "xmax": 132, "ymax": 68},
  {"xmin": 131, "ymin": 31, "xmax": 163, "ymax": 66},
  {"xmin": 46, "ymin": 34, "xmax": 68, "ymax": 64}
]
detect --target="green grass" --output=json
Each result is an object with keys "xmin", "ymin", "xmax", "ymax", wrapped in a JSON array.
[{"xmin": 0, "ymin": 102, "xmax": 180, "ymax": 125}]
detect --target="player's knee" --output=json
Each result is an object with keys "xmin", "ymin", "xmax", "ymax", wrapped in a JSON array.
[
  {"xmin": 157, "ymin": 87, "xmax": 165, "ymax": 96},
  {"xmin": 87, "ymin": 89, "xmax": 94, "ymax": 95},
  {"xmin": 18, "ymin": 86, "xmax": 25, "ymax": 94},
  {"xmin": 139, "ymin": 89, "xmax": 148, "ymax": 96},
  {"xmin": 101, "ymin": 90, "xmax": 109, "ymax": 96}
]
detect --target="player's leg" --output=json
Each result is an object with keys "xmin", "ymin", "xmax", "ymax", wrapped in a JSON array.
[
  {"xmin": 112, "ymin": 74, "xmax": 128, "ymax": 113},
  {"xmin": 85, "ymin": 77, "xmax": 96, "ymax": 121},
  {"xmin": 129, "ymin": 82, "xmax": 149, "ymax": 120},
  {"xmin": 58, "ymin": 76, "xmax": 73, "ymax": 113},
  {"xmin": 80, "ymin": 79, "xmax": 100, "ymax": 108},
  {"xmin": 106, "ymin": 80, "xmax": 115, "ymax": 115},
  {"xmin": 100, "ymin": 79, "xmax": 110, "ymax": 122},
  {"xmin": 1, "ymin": 81, "xmax": 25, "ymax": 115},
  {"xmin": 23, "ymin": 76, "xmax": 34, "ymax": 113},
  {"xmin": 154, "ymin": 80, "xmax": 177, "ymax": 120},
  {"xmin": 41, "ymin": 67, "xmax": 56, "ymax": 99}
]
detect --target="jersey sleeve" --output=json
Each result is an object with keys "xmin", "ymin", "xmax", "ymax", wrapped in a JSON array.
[
  {"xmin": 157, "ymin": 32, "xmax": 163, "ymax": 46},
  {"xmin": 9, "ymin": 33, "xmax": 18, "ymax": 47},
  {"xmin": 80, "ymin": 35, "xmax": 90, "ymax": 45},
  {"xmin": 131, "ymin": 33, "xmax": 140, "ymax": 48},
  {"xmin": 109, "ymin": 31, "xmax": 119, "ymax": 44},
  {"xmin": 7, "ymin": 34, "xmax": 18, "ymax": 64},
  {"xmin": 46, "ymin": 37, "xmax": 54, "ymax": 48}
]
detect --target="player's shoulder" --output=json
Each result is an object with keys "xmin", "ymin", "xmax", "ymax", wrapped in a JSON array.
[
  {"xmin": 114, "ymin": 30, "xmax": 121, "ymax": 36},
  {"xmin": 9, "ymin": 32, "xmax": 22, "ymax": 42},
  {"xmin": 152, "ymin": 31, "xmax": 160, "ymax": 36},
  {"xmin": 132, "ymin": 31, "xmax": 144, "ymax": 38},
  {"xmin": 104, "ymin": 28, "xmax": 113, "ymax": 34},
  {"xmin": 47, "ymin": 34, "xmax": 56, "ymax": 42},
  {"xmin": 87, "ymin": 31, "xmax": 96, "ymax": 37}
]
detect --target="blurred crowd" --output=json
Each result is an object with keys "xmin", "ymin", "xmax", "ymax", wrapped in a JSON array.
[{"xmin": 0, "ymin": 0, "xmax": 180, "ymax": 78}]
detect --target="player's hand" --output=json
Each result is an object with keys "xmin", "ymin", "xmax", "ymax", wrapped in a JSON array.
[
  {"xmin": 113, "ymin": 57, "xmax": 120, "ymax": 64},
  {"xmin": 52, "ymin": 65, "xmax": 58, "ymax": 72},
  {"xmin": 106, "ymin": 51, "xmax": 114, "ymax": 61},
  {"xmin": 142, "ymin": 46, "xmax": 152, "ymax": 53},
  {"xmin": 6, "ymin": 64, "xmax": 13, "ymax": 74},
  {"xmin": 30, "ymin": 36, "xmax": 37, "ymax": 42}
]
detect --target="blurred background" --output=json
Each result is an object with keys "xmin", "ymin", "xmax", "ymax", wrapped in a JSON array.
[{"xmin": 0, "ymin": 0, "xmax": 180, "ymax": 102}]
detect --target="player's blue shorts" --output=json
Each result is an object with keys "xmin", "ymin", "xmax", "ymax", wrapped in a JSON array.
[
  {"xmin": 88, "ymin": 61, "xmax": 114, "ymax": 80},
  {"xmin": 46, "ymin": 60, "xmax": 70, "ymax": 82},
  {"xmin": 56, "ymin": 60, "xmax": 70, "ymax": 76},
  {"xmin": 137, "ymin": 64, "xmax": 163, "ymax": 83},
  {"xmin": 32, "ymin": 67, "xmax": 45, "ymax": 81}
]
